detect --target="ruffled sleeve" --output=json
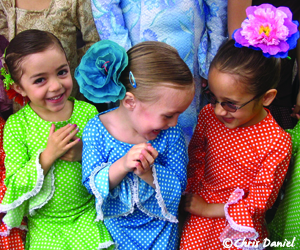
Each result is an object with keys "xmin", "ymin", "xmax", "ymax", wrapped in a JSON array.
[
  {"xmin": 90, "ymin": 0, "xmax": 133, "ymax": 51},
  {"xmin": 0, "ymin": 112, "xmax": 47, "ymax": 229},
  {"xmin": 135, "ymin": 126, "xmax": 187, "ymax": 222},
  {"xmin": 220, "ymin": 130, "xmax": 292, "ymax": 243},
  {"xmin": 198, "ymin": 0, "xmax": 228, "ymax": 79},
  {"xmin": 82, "ymin": 119, "xmax": 187, "ymax": 222}
]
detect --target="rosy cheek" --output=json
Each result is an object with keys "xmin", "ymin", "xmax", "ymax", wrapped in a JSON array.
[{"xmin": 142, "ymin": 110, "xmax": 153, "ymax": 121}]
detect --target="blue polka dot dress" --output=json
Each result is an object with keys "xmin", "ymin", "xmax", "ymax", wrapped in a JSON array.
[
  {"xmin": 82, "ymin": 109, "xmax": 188, "ymax": 250},
  {"xmin": 0, "ymin": 98, "xmax": 114, "ymax": 250}
]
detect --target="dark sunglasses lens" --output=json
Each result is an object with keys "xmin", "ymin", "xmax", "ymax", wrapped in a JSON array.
[{"xmin": 223, "ymin": 103, "xmax": 237, "ymax": 112}]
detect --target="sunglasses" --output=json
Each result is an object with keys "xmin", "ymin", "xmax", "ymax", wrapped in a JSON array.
[{"xmin": 202, "ymin": 88, "xmax": 260, "ymax": 113}]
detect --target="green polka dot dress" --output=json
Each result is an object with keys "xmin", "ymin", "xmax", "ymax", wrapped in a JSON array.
[
  {"xmin": 0, "ymin": 98, "xmax": 114, "ymax": 250},
  {"xmin": 268, "ymin": 121, "xmax": 300, "ymax": 249}
]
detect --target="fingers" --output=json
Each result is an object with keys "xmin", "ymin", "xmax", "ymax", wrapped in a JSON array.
[
  {"xmin": 137, "ymin": 144, "xmax": 158, "ymax": 170},
  {"xmin": 48, "ymin": 123, "xmax": 55, "ymax": 137},
  {"xmin": 54, "ymin": 124, "xmax": 79, "ymax": 143},
  {"xmin": 183, "ymin": 193, "xmax": 196, "ymax": 210},
  {"xmin": 123, "ymin": 143, "xmax": 158, "ymax": 174}
]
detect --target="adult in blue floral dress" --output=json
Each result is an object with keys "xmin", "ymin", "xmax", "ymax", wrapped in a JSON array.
[{"xmin": 90, "ymin": 0, "xmax": 228, "ymax": 143}]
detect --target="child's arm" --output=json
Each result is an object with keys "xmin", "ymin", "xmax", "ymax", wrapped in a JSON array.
[
  {"xmin": 39, "ymin": 124, "xmax": 80, "ymax": 175},
  {"xmin": 220, "ymin": 132, "xmax": 292, "ymax": 242},
  {"xmin": 183, "ymin": 193, "xmax": 225, "ymax": 218}
]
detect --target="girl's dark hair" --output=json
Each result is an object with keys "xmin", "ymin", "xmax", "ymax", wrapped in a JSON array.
[
  {"xmin": 120, "ymin": 41, "xmax": 194, "ymax": 102},
  {"xmin": 210, "ymin": 39, "xmax": 281, "ymax": 96},
  {"xmin": 4, "ymin": 29, "xmax": 66, "ymax": 84}
]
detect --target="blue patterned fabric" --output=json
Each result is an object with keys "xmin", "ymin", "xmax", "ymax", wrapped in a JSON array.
[
  {"xmin": 90, "ymin": 0, "xmax": 228, "ymax": 143},
  {"xmin": 82, "ymin": 109, "xmax": 188, "ymax": 249}
]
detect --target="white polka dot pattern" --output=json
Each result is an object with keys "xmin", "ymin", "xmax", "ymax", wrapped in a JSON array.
[
  {"xmin": 180, "ymin": 104, "xmax": 292, "ymax": 250},
  {"xmin": 0, "ymin": 98, "xmax": 114, "ymax": 249},
  {"xmin": 268, "ymin": 120, "xmax": 300, "ymax": 247},
  {"xmin": 82, "ymin": 109, "xmax": 188, "ymax": 249},
  {"xmin": 0, "ymin": 117, "xmax": 27, "ymax": 249}
]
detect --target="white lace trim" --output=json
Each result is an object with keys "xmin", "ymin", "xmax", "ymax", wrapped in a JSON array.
[
  {"xmin": 98, "ymin": 240, "xmax": 115, "ymax": 250},
  {"xmin": 0, "ymin": 149, "xmax": 45, "ymax": 213},
  {"xmin": 152, "ymin": 165, "xmax": 178, "ymax": 222},
  {"xmin": 29, "ymin": 163, "xmax": 56, "ymax": 216},
  {"xmin": 89, "ymin": 162, "xmax": 134, "ymax": 221},
  {"xmin": 90, "ymin": 163, "xmax": 177, "ymax": 223},
  {"xmin": 89, "ymin": 163, "xmax": 108, "ymax": 221},
  {"xmin": 224, "ymin": 188, "xmax": 259, "ymax": 240},
  {"xmin": 132, "ymin": 165, "xmax": 178, "ymax": 223},
  {"xmin": 103, "ymin": 175, "xmax": 135, "ymax": 220}
]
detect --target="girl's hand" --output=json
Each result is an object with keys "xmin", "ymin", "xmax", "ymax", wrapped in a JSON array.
[
  {"xmin": 40, "ymin": 124, "xmax": 80, "ymax": 175},
  {"xmin": 60, "ymin": 135, "xmax": 82, "ymax": 162},
  {"xmin": 183, "ymin": 193, "xmax": 208, "ymax": 216},
  {"xmin": 133, "ymin": 144, "xmax": 158, "ymax": 176},
  {"xmin": 108, "ymin": 143, "xmax": 158, "ymax": 189},
  {"xmin": 133, "ymin": 144, "xmax": 158, "ymax": 188},
  {"xmin": 291, "ymin": 104, "xmax": 300, "ymax": 120},
  {"xmin": 183, "ymin": 193, "xmax": 225, "ymax": 218},
  {"xmin": 122, "ymin": 143, "xmax": 157, "ymax": 173}
]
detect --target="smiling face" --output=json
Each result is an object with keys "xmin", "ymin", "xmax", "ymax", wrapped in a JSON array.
[
  {"xmin": 13, "ymin": 45, "xmax": 73, "ymax": 119},
  {"xmin": 208, "ymin": 67, "xmax": 267, "ymax": 129},
  {"xmin": 130, "ymin": 84, "xmax": 194, "ymax": 141}
]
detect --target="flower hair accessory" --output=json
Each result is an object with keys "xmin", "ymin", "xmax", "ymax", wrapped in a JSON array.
[
  {"xmin": 0, "ymin": 44, "xmax": 29, "ymax": 106},
  {"xmin": 0, "ymin": 66, "xmax": 14, "ymax": 89},
  {"xmin": 1, "ymin": 48, "xmax": 14, "ymax": 90},
  {"xmin": 233, "ymin": 4, "xmax": 299, "ymax": 58},
  {"xmin": 75, "ymin": 40, "xmax": 128, "ymax": 103}
]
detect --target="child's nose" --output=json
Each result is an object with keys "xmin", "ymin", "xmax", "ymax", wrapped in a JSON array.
[
  {"xmin": 214, "ymin": 103, "xmax": 228, "ymax": 116},
  {"xmin": 49, "ymin": 78, "xmax": 62, "ymax": 91}
]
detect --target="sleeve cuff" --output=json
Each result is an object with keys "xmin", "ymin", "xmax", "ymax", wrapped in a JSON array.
[
  {"xmin": 220, "ymin": 188, "xmax": 258, "ymax": 243},
  {"xmin": 0, "ymin": 149, "xmax": 45, "ymax": 214}
]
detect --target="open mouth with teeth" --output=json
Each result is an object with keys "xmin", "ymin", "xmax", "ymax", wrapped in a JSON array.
[
  {"xmin": 47, "ymin": 94, "xmax": 64, "ymax": 103},
  {"xmin": 47, "ymin": 94, "xmax": 64, "ymax": 101}
]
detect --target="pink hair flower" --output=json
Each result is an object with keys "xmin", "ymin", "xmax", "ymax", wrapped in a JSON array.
[{"xmin": 233, "ymin": 4, "xmax": 299, "ymax": 58}]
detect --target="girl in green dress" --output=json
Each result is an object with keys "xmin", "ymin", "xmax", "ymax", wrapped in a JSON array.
[{"xmin": 0, "ymin": 29, "xmax": 114, "ymax": 250}]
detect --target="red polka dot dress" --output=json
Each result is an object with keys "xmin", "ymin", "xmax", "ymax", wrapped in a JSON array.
[
  {"xmin": 180, "ymin": 105, "xmax": 292, "ymax": 250},
  {"xmin": 0, "ymin": 117, "xmax": 26, "ymax": 250}
]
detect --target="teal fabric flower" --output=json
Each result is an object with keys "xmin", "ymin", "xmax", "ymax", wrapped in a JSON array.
[{"xmin": 75, "ymin": 40, "xmax": 128, "ymax": 103}]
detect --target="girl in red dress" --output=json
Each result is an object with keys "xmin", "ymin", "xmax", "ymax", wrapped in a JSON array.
[{"xmin": 180, "ymin": 4, "xmax": 298, "ymax": 249}]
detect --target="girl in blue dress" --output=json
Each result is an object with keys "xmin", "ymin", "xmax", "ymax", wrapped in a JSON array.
[{"xmin": 75, "ymin": 40, "xmax": 195, "ymax": 249}]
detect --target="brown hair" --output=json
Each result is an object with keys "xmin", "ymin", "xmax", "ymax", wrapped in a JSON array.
[
  {"xmin": 210, "ymin": 39, "xmax": 281, "ymax": 96},
  {"xmin": 4, "ymin": 29, "xmax": 66, "ymax": 84},
  {"xmin": 119, "ymin": 41, "xmax": 194, "ymax": 102}
]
